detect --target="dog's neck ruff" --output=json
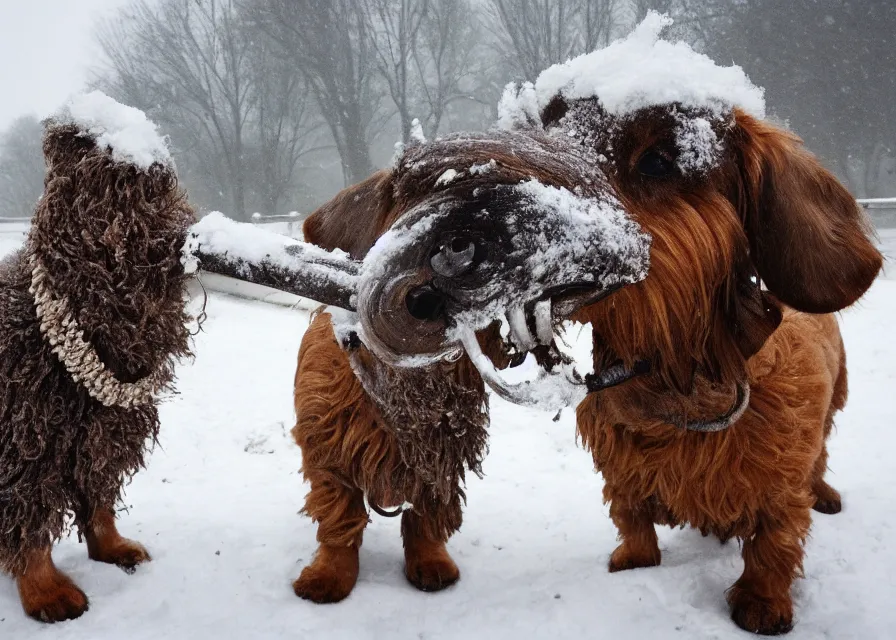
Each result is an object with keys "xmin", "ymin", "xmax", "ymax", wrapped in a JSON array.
[{"xmin": 27, "ymin": 250, "xmax": 171, "ymax": 408}]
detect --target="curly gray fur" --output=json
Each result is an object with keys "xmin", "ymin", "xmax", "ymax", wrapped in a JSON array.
[{"xmin": 0, "ymin": 122, "xmax": 193, "ymax": 574}]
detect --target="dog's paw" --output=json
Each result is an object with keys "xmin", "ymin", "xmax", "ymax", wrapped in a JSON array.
[
  {"xmin": 812, "ymin": 497, "xmax": 842, "ymax": 514},
  {"xmin": 293, "ymin": 565, "xmax": 355, "ymax": 604},
  {"xmin": 728, "ymin": 585, "xmax": 793, "ymax": 635},
  {"xmin": 812, "ymin": 481, "xmax": 842, "ymax": 514},
  {"xmin": 89, "ymin": 538, "xmax": 151, "ymax": 573},
  {"xmin": 608, "ymin": 543, "xmax": 661, "ymax": 573},
  {"xmin": 405, "ymin": 555, "xmax": 460, "ymax": 592},
  {"xmin": 21, "ymin": 575, "xmax": 89, "ymax": 624}
]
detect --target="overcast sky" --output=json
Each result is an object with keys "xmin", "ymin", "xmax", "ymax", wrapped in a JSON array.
[{"xmin": 0, "ymin": 0, "xmax": 128, "ymax": 130}]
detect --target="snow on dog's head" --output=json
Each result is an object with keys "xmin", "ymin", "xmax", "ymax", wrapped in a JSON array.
[
  {"xmin": 55, "ymin": 91, "xmax": 172, "ymax": 170},
  {"xmin": 499, "ymin": 12, "xmax": 765, "ymax": 125},
  {"xmin": 35, "ymin": 94, "xmax": 193, "ymax": 280},
  {"xmin": 498, "ymin": 12, "xmax": 765, "ymax": 176}
]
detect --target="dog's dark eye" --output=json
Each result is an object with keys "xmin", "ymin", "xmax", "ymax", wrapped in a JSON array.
[{"xmin": 637, "ymin": 150, "xmax": 675, "ymax": 178}]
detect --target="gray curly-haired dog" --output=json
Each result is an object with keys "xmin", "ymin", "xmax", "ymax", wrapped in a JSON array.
[{"xmin": 0, "ymin": 111, "xmax": 193, "ymax": 622}]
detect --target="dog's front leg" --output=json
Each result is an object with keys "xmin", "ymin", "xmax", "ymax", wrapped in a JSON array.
[
  {"xmin": 727, "ymin": 505, "xmax": 810, "ymax": 635},
  {"xmin": 16, "ymin": 547, "xmax": 89, "ymax": 623},
  {"xmin": 293, "ymin": 469, "xmax": 367, "ymax": 603},
  {"xmin": 84, "ymin": 506, "xmax": 151, "ymax": 572},
  {"xmin": 607, "ymin": 497, "xmax": 661, "ymax": 572},
  {"xmin": 401, "ymin": 499, "xmax": 461, "ymax": 592}
]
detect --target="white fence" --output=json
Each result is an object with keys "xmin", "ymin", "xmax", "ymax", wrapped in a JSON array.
[{"xmin": 0, "ymin": 218, "xmax": 31, "ymax": 235}]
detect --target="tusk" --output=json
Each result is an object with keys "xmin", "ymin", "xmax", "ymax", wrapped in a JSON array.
[
  {"xmin": 507, "ymin": 306, "xmax": 536, "ymax": 351},
  {"xmin": 534, "ymin": 299, "xmax": 553, "ymax": 345},
  {"xmin": 455, "ymin": 324, "xmax": 586, "ymax": 410}
]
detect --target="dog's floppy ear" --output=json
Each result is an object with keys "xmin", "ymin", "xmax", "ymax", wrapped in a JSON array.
[
  {"xmin": 734, "ymin": 112, "xmax": 882, "ymax": 313},
  {"xmin": 303, "ymin": 169, "xmax": 394, "ymax": 260}
]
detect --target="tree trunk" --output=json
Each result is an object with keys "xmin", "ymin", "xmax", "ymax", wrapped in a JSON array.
[{"xmin": 341, "ymin": 112, "xmax": 374, "ymax": 185}]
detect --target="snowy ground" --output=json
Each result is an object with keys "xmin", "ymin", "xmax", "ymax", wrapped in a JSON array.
[{"xmin": 0, "ymin": 236, "xmax": 894, "ymax": 639}]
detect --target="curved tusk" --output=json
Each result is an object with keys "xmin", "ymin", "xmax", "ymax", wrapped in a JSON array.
[
  {"xmin": 455, "ymin": 324, "xmax": 586, "ymax": 410},
  {"xmin": 507, "ymin": 306, "xmax": 536, "ymax": 351},
  {"xmin": 534, "ymin": 299, "xmax": 553, "ymax": 345}
]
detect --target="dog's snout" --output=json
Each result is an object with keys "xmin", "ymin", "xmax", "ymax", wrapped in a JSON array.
[{"xmin": 405, "ymin": 284, "xmax": 446, "ymax": 322}]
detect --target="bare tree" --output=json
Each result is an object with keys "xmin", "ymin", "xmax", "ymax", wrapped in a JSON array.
[
  {"xmin": 362, "ymin": 0, "xmax": 430, "ymax": 142},
  {"xmin": 487, "ymin": 0, "xmax": 620, "ymax": 80},
  {"xmin": 704, "ymin": 0, "xmax": 896, "ymax": 195},
  {"xmin": 631, "ymin": 0, "xmax": 677, "ymax": 23},
  {"xmin": 0, "ymin": 115, "xmax": 44, "ymax": 219},
  {"xmin": 247, "ymin": 0, "xmax": 382, "ymax": 186},
  {"xmin": 412, "ymin": 0, "xmax": 492, "ymax": 136},
  {"xmin": 582, "ymin": 0, "xmax": 620, "ymax": 51},
  {"xmin": 246, "ymin": 36, "xmax": 329, "ymax": 214},
  {"xmin": 488, "ymin": 0, "xmax": 580, "ymax": 79},
  {"xmin": 98, "ymin": 0, "xmax": 256, "ymax": 218},
  {"xmin": 629, "ymin": 0, "xmax": 723, "ymax": 44}
]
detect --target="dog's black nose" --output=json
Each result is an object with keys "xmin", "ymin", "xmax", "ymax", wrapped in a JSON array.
[{"xmin": 405, "ymin": 285, "xmax": 446, "ymax": 322}]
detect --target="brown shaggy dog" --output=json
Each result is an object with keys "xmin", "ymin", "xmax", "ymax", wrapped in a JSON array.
[
  {"xmin": 530, "ymin": 97, "xmax": 883, "ymax": 634},
  {"xmin": 291, "ymin": 130, "xmax": 626, "ymax": 603},
  {"xmin": 292, "ymin": 314, "xmax": 502, "ymax": 602},
  {"xmin": 0, "ymin": 120, "xmax": 192, "ymax": 621}
]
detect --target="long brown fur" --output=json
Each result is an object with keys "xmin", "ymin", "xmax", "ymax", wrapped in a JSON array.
[
  {"xmin": 292, "ymin": 314, "xmax": 484, "ymax": 598},
  {"xmin": 293, "ymin": 307, "xmax": 512, "ymax": 601},
  {"xmin": 0, "ymin": 122, "xmax": 193, "ymax": 621},
  {"xmin": 539, "ymin": 100, "xmax": 882, "ymax": 635}
]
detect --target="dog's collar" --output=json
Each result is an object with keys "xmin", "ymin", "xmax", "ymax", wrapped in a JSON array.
[
  {"xmin": 585, "ymin": 358, "xmax": 749, "ymax": 433},
  {"xmin": 28, "ymin": 250, "xmax": 171, "ymax": 408},
  {"xmin": 584, "ymin": 359, "xmax": 652, "ymax": 393}
]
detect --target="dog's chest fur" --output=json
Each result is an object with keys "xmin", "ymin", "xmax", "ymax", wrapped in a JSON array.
[
  {"xmin": 578, "ymin": 312, "xmax": 839, "ymax": 538},
  {"xmin": 0, "ymin": 252, "xmax": 167, "ymax": 572}
]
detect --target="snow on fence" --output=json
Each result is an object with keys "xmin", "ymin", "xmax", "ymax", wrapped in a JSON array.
[
  {"xmin": 0, "ymin": 217, "xmax": 32, "ymax": 233},
  {"xmin": 0, "ymin": 218, "xmax": 30, "ymax": 251}
]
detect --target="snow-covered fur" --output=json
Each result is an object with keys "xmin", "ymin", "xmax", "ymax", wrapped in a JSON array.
[
  {"xmin": 291, "ymin": 131, "xmax": 613, "ymax": 603},
  {"xmin": 0, "ymin": 121, "xmax": 192, "ymax": 620}
]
